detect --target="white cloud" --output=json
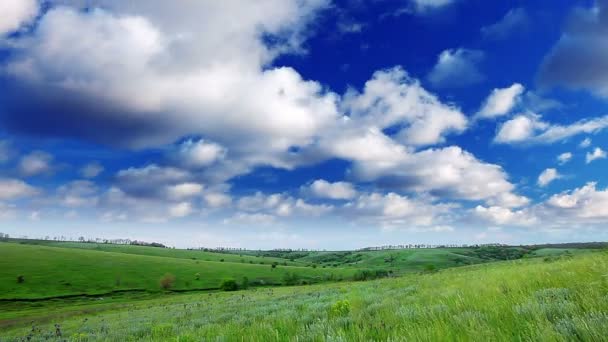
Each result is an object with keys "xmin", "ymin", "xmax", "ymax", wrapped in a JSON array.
[
  {"xmin": 0, "ymin": 0, "xmax": 38, "ymax": 36},
  {"xmin": 473, "ymin": 205, "xmax": 536, "ymax": 226},
  {"xmin": 557, "ymin": 152, "xmax": 572, "ymax": 164},
  {"xmin": 166, "ymin": 183, "xmax": 203, "ymax": 200},
  {"xmin": 203, "ymin": 192, "xmax": 232, "ymax": 208},
  {"xmin": 4, "ymin": 1, "xmax": 340, "ymax": 181},
  {"xmin": 18, "ymin": 151, "xmax": 54, "ymax": 176},
  {"xmin": 115, "ymin": 164, "xmax": 191, "ymax": 199},
  {"xmin": 343, "ymin": 67, "xmax": 467, "ymax": 146},
  {"xmin": 427, "ymin": 48, "xmax": 485, "ymax": 88},
  {"xmin": 307, "ymin": 179, "xmax": 357, "ymax": 200},
  {"xmin": 586, "ymin": 147, "xmax": 606, "ymax": 164},
  {"xmin": 481, "ymin": 8, "xmax": 529, "ymax": 40},
  {"xmin": 580, "ymin": 137, "xmax": 592, "ymax": 148},
  {"xmin": 344, "ymin": 192, "xmax": 455, "ymax": 228},
  {"xmin": 495, "ymin": 114, "xmax": 608, "ymax": 145},
  {"xmin": 80, "ymin": 162, "xmax": 104, "ymax": 178},
  {"xmin": 175, "ymin": 139, "xmax": 226, "ymax": 168},
  {"xmin": 537, "ymin": 168, "xmax": 561, "ymax": 187},
  {"xmin": 494, "ymin": 114, "xmax": 543, "ymax": 143},
  {"xmin": 545, "ymin": 182, "xmax": 608, "ymax": 220},
  {"xmin": 0, "ymin": 178, "xmax": 38, "ymax": 200},
  {"xmin": 476, "ymin": 83, "xmax": 524, "ymax": 119},
  {"xmin": 57, "ymin": 180, "xmax": 99, "ymax": 207},
  {"xmin": 236, "ymin": 192, "xmax": 331, "ymax": 218},
  {"xmin": 169, "ymin": 202, "xmax": 194, "ymax": 218}
]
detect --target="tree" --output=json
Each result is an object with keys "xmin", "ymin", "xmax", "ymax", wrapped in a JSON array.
[
  {"xmin": 159, "ymin": 273, "xmax": 176, "ymax": 290},
  {"xmin": 220, "ymin": 279, "xmax": 238, "ymax": 291}
]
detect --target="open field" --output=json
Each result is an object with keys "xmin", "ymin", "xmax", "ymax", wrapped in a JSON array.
[
  {"xmin": 8, "ymin": 239, "xmax": 305, "ymax": 266},
  {"xmin": 1, "ymin": 248, "xmax": 607, "ymax": 341},
  {"xmin": 0, "ymin": 242, "xmax": 355, "ymax": 300}
]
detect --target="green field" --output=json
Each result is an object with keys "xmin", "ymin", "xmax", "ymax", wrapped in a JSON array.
[
  {"xmin": 1, "ymin": 248, "xmax": 607, "ymax": 340},
  {"xmin": 0, "ymin": 243, "xmax": 354, "ymax": 300}
]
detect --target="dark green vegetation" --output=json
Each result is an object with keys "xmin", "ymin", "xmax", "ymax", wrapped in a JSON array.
[{"xmin": 1, "ymin": 247, "xmax": 607, "ymax": 340}]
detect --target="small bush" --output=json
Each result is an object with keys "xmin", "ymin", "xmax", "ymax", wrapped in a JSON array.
[
  {"xmin": 159, "ymin": 273, "xmax": 176, "ymax": 290},
  {"xmin": 241, "ymin": 276, "xmax": 249, "ymax": 289},
  {"xmin": 195, "ymin": 272, "xmax": 201, "ymax": 280},
  {"xmin": 220, "ymin": 279, "xmax": 238, "ymax": 291},
  {"xmin": 329, "ymin": 300, "xmax": 351, "ymax": 317},
  {"xmin": 283, "ymin": 272, "xmax": 300, "ymax": 286},
  {"xmin": 17, "ymin": 275, "xmax": 24, "ymax": 284}
]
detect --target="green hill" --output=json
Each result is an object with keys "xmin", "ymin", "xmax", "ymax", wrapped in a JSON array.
[
  {"xmin": 0, "ymin": 243, "xmax": 354, "ymax": 300},
  {"xmin": 1, "ymin": 248, "xmax": 606, "ymax": 340}
]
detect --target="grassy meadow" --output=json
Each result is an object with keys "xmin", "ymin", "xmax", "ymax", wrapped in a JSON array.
[
  {"xmin": 1, "ymin": 248, "xmax": 607, "ymax": 341},
  {"xmin": 0, "ymin": 243, "xmax": 354, "ymax": 300}
]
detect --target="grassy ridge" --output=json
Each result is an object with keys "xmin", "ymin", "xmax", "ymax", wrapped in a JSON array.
[
  {"xmin": 0, "ymin": 243, "xmax": 355, "ymax": 300},
  {"xmin": 1, "ymin": 250, "xmax": 607, "ymax": 340},
  {"xmin": 8, "ymin": 240, "xmax": 304, "ymax": 266}
]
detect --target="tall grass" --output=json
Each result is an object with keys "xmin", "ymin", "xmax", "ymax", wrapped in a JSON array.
[{"xmin": 2, "ymin": 251, "xmax": 607, "ymax": 341}]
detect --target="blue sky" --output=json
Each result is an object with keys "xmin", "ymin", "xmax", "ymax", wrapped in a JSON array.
[{"xmin": 1, "ymin": 0, "xmax": 608, "ymax": 249}]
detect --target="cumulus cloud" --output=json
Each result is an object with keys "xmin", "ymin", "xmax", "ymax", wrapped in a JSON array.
[
  {"xmin": 0, "ymin": 0, "xmax": 38, "ymax": 36},
  {"xmin": 169, "ymin": 202, "xmax": 194, "ymax": 218},
  {"xmin": 80, "ymin": 162, "xmax": 104, "ymax": 178},
  {"xmin": 174, "ymin": 139, "xmax": 226, "ymax": 169},
  {"xmin": 586, "ymin": 147, "xmax": 606, "ymax": 163},
  {"xmin": 57, "ymin": 180, "xmax": 99, "ymax": 207},
  {"xmin": 427, "ymin": 48, "xmax": 485, "ymax": 88},
  {"xmin": 557, "ymin": 152, "xmax": 573, "ymax": 164},
  {"xmin": 343, "ymin": 192, "xmax": 456, "ymax": 228},
  {"xmin": 538, "ymin": 2, "xmax": 608, "ymax": 97},
  {"xmin": 494, "ymin": 114, "xmax": 608, "ymax": 144},
  {"xmin": 166, "ymin": 183, "xmax": 204, "ymax": 200},
  {"xmin": 236, "ymin": 192, "xmax": 332, "ymax": 218},
  {"xmin": 306, "ymin": 179, "xmax": 357, "ymax": 200},
  {"xmin": 545, "ymin": 182, "xmax": 608, "ymax": 221},
  {"xmin": 472, "ymin": 205, "xmax": 536, "ymax": 226},
  {"xmin": 1, "ymin": 1, "xmax": 339, "ymax": 181},
  {"xmin": 203, "ymin": 192, "xmax": 232, "ymax": 208},
  {"xmin": 481, "ymin": 7, "xmax": 529, "ymax": 40},
  {"xmin": 538, "ymin": 168, "xmax": 561, "ymax": 187},
  {"xmin": 0, "ymin": 178, "xmax": 38, "ymax": 200},
  {"xmin": 344, "ymin": 67, "xmax": 467, "ymax": 146},
  {"xmin": 580, "ymin": 137, "xmax": 592, "ymax": 148},
  {"xmin": 18, "ymin": 151, "xmax": 54, "ymax": 176},
  {"xmin": 476, "ymin": 83, "xmax": 524, "ymax": 119},
  {"xmin": 115, "ymin": 164, "xmax": 191, "ymax": 198}
]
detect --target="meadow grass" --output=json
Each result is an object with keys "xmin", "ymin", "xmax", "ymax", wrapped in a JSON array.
[
  {"xmin": 0, "ymin": 243, "xmax": 355, "ymax": 300},
  {"xmin": 9, "ymin": 240, "xmax": 305, "ymax": 266},
  {"xmin": 2, "ymin": 249, "xmax": 607, "ymax": 341}
]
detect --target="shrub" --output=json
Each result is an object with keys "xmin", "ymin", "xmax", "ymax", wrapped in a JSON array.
[
  {"xmin": 17, "ymin": 275, "xmax": 24, "ymax": 284},
  {"xmin": 353, "ymin": 269, "xmax": 390, "ymax": 281},
  {"xmin": 241, "ymin": 276, "xmax": 249, "ymax": 289},
  {"xmin": 220, "ymin": 259, "xmax": 225, "ymax": 262},
  {"xmin": 283, "ymin": 272, "xmax": 300, "ymax": 286},
  {"xmin": 195, "ymin": 272, "xmax": 201, "ymax": 280},
  {"xmin": 159, "ymin": 273, "xmax": 176, "ymax": 290},
  {"xmin": 220, "ymin": 279, "xmax": 238, "ymax": 291},
  {"xmin": 271, "ymin": 262, "xmax": 278, "ymax": 269},
  {"xmin": 329, "ymin": 300, "xmax": 351, "ymax": 317},
  {"xmin": 424, "ymin": 264, "xmax": 437, "ymax": 273}
]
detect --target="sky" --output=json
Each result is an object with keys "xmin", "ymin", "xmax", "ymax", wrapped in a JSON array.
[{"xmin": 1, "ymin": 0, "xmax": 608, "ymax": 249}]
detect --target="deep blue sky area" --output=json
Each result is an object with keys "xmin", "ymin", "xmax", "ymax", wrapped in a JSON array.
[{"xmin": 0, "ymin": 0, "xmax": 608, "ymax": 249}]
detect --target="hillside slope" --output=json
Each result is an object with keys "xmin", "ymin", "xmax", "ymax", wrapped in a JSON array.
[
  {"xmin": 0, "ymin": 243, "xmax": 354, "ymax": 300},
  {"xmin": 2, "ymin": 249, "xmax": 606, "ymax": 340}
]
